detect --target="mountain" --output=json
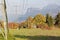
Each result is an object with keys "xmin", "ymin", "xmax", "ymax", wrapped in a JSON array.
[
  {"xmin": 41, "ymin": 4, "xmax": 60, "ymax": 16},
  {"xmin": 25, "ymin": 8, "xmax": 41, "ymax": 17},
  {"xmin": 17, "ymin": 8, "xmax": 41, "ymax": 22},
  {"xmin": 17, "ymin": 4, "xmax": 60, "ymax": 22}
]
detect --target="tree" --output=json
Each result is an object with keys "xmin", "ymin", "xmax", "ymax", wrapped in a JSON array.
[
  {"xmin": 27, "ymin": 16, "xmax": 33, "ymax": 28},
  {"xmin": 55, "ymin": 12, "xmax": 60, "ymax": 27},
  {"xmin": 46, "ymin": 14, "xmax": 50, "ymax": 23},
  {"xmin": 33, "ymin": 14, "xmax": 46, "ymax": 26},
  {"xmin": 46, "ymin": 14, "xmax": 54, "ymax": 27},
  {"xmin": 1, "ymin": 0, "xmax": 9, "ymax": 40}
]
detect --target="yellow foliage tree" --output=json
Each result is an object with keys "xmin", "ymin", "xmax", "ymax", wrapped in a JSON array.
[{"xmin": 33, "ymin": 14, "xmax": 46, "ymax": 25}]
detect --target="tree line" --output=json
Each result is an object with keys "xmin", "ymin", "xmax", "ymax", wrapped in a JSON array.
[
  {"xmin": 18, "ymin": 12, "xmax": 60, "ymax": 29},
  {"xmin": 0, "ymin": 12, "xmax": 60, "ymax": 29}
]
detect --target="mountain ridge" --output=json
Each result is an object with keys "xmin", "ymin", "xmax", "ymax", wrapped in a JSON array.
[{"xmin": 16, "ymin": 4, "xmax": 60, "ymax": 22}]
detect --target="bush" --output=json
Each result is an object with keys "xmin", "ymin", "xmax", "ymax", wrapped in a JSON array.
[{"xmin": 36, "ymin": 23, "xmax": 49, "ymax": 29}]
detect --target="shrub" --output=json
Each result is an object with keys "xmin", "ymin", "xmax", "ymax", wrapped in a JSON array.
[{"xmin": 36, "ymin": 23, "xmax": 49, "ymax": 29}]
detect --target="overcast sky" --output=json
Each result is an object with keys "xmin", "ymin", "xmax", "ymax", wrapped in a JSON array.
[{"xmin": 0, "ymin": 0, "xmax": 60, "ymax": 22}]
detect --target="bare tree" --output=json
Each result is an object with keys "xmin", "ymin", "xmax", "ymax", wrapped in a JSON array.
[{"xmin": 1, "ymin": 0, "xmax": 9, "ymax": 40}]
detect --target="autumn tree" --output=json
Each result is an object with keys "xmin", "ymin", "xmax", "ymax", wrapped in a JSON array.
[
  {"xmin": 26, "ymin": 16, "xmax": 33, "ymax": 28},
  {"xmin": 23, "ymin": 21, "xmax": 28, "ymax": 28},
  {"xmin": 19, "ymin": 16, "xmax": 33, "ymax": 29},
  {"xmin": 33, "ymin": 14, "xmax": 46, "ymax": 26}
]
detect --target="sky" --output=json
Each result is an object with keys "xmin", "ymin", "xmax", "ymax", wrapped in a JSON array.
[{"xmin": 0, "ymin": 0, "xmax": 60, "ymax": 22}]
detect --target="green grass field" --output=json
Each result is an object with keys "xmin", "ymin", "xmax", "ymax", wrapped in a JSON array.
[{"xmin": 0, "ymin": 28, "xmax": 60, "ymax": 40}]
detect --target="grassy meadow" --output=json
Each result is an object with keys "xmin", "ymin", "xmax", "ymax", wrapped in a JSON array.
[{"xmin": 0, "ymin": 28, "xmax": 60, "ymax": 40}]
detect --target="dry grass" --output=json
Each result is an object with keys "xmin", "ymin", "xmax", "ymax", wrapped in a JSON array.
[
  {"xmin": 9, "ymin": 28, "xmax": 60, "ymax": 40},
  {"xmin": 0, "ymin": 28, "xmax": 60, "ymax": 40}
]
